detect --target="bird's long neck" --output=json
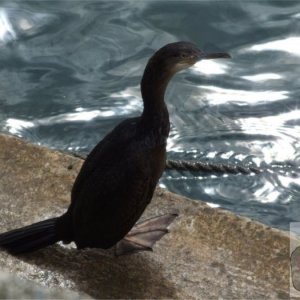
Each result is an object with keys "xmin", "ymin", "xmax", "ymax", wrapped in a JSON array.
[{"xmin": 140, "ymin": 59, "xmax": 173, "ymax": 136}]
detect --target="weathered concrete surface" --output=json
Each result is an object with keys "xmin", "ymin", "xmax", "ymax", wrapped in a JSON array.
[
  {"xmin": 0, "ymin": 133, "xmax": 294, "ymax": 299},
  {"xmin": 0, "ymin": 271, "xmax": 82, "ymax": 299}
]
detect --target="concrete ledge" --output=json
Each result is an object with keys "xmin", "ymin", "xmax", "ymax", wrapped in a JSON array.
[{"xmin": 0, "ymin": 134, "xmax": 293, "ymax": 298}]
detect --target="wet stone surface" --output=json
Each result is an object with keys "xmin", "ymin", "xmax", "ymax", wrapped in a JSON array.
[{"xmin": 0, "ymin": 134, "xmax": 294, "ymax": 299}]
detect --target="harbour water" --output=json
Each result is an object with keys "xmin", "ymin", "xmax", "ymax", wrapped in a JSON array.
[{"xmin": 0, "ymin": 0, "xmax": 299, "ymax": 230}]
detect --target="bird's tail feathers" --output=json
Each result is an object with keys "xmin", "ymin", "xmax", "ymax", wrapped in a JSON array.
[{"xmin": 0, "ymin": 217, "xmax": 60, "ymax": 254}]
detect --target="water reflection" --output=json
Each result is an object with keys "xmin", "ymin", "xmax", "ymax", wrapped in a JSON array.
[
  {"xmin": 0, "ymin": 1, "xmax": 299, "ymax": 230},
  {"xmin": 0, "ymin": 9, "xmax": 16, "ymax": 43},
  {"xmin": 5, "ymin": 118, "xmax": 34, "ymax": 135},
  {"xmin": 198, "ymin": 85, "xmax": 288, "ymax": 104},
  {"xmin": 193, "ymin": 60, "xmax": 228, "ymax": 75},
  {"xmin": 4, "ymin": 101, "xmax": 141, "ymax": 136},
  {"xmin": 242, "ymin": 73, "xmax": 282, "ymax": 81},
  {"xmin": 249, "ymin": 36, "xmax": 300, "ymax": 56}
]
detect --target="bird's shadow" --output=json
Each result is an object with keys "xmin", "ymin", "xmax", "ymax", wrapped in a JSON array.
[{"xmin": 18, "ymin": 243, "xmax": 176, "ymax": 299}]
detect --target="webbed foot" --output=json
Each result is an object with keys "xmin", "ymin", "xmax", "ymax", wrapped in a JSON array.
[{"xmin": 115, "ymin": 213, "xmax": 178, "ymax": 256}]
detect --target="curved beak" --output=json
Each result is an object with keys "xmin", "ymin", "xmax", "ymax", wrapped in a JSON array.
[{"xmin": 201, "ymin": 52, "xmax": 231, "ymax": 60}]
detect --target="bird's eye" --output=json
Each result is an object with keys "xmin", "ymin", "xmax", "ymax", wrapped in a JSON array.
[{"xmin": 174, "ymin": 53, "xmax": 187, "ymax": 58}]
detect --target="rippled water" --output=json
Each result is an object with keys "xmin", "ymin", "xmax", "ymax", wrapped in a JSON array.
[{"xmin": 0, "ymin": 0, "xmax": 299, "ymax": 230}]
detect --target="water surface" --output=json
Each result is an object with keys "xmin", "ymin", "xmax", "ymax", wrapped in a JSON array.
[{"xmin": 0, "ymin": 0, "xmax": 299, "ymax": 230}]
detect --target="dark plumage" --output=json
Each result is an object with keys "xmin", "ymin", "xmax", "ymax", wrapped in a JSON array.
[{"xmin": 0, "ymin": 41, "xmax": 230, "ymax": 255}]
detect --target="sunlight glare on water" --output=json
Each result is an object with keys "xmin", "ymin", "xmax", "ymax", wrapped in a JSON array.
[
  {"xmin": 199, "ymin": 85, "xmax": 289, "ymax": 104},
  {"xmin": 249, "ymin": 36, "xmax": 300, "ymax": 56}
]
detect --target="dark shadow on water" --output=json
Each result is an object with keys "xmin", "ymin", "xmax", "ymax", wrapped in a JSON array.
[{"xmin": 18, "ymin": 244, "xmax": 176, "ymax": 299}]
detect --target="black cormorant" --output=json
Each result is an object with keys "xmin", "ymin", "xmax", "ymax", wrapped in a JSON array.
[{"xmin": 0, "ymin": 41, "xmax": 230, "ymax": 255}]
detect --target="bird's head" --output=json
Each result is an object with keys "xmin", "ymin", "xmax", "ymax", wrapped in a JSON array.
[{"xmin": 150, "ymin": 41, "xmax": 230, "ymax": 74}]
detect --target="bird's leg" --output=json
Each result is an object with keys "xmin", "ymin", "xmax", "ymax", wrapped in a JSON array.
[{"xmin": 115, "ymin": 213, "xmax": 178, "ymax": 256}]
